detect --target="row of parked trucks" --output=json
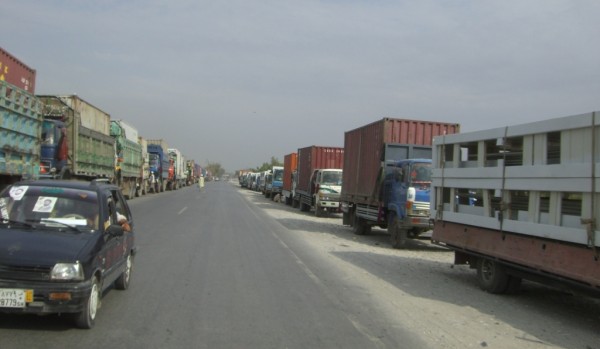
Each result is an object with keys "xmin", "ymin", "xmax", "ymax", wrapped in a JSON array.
[
  {"xmin": 0, "ymin": 47, "xmax": 202, "ymax": 195},
  {"xmin": 240, "ymin": 112, "xmax": 600, "ymax": 297}
]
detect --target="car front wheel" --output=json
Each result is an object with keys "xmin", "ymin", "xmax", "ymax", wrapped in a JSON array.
[{"xmin": 74, "ymin": 277, "xmax": 100, "ymax": 329}]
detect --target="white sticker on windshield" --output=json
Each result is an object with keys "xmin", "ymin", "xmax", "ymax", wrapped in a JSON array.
[
  {"xmin": 9, "ymin": 186, "xmax": 28, "ymax": 201},
  {"xmin": 33, "ymin": 197, "xmax": 57, "ymax": 213}
]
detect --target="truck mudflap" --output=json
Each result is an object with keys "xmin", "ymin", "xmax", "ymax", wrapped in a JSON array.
[{"xmin": 432, "ymin": 220, "xmax": 600, "ymax": 291}]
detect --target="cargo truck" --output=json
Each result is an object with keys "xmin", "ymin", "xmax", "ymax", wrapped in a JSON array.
[
  {"xmin": 265, "ymin": 166, "xmax": 284, "ymax": 200},
  {"xmin": 110, "ymin": 120, "xmax": 143, "ymax": 199},
  {"xmin": 431, "ymin": 111, "xmax": 600, "ymax": 296},
  {"xmin": 186, "ymin": 160, "xmax": 197, "ymax": 185},
  {"xmin": 0, "ymin": 79, "xmax": 42, "ymax": 191},
  {"xmin": 147, "ymin": 139, "xmax": 170, "ymax": 193},
  {"xmin": 138, "ymin": 136, "xmax": 150, "ymax": 196},
  {"xmin": 340, "ymin": 118, "xmax": 459, "ymax": 248},
  {"xmin": 168, "ymin": 148, "xmax": 185, "ymax": 190},
  {"xmin": 38, "ymin": 95, "xmax": 115, "ymax": 181},
  {"xmin": 293, "ymin": 146, "xmax": 344, "ymax": 217},
  {"xmin": 282, "ymin": 153, "xmax": 298, "ymax": 206}
]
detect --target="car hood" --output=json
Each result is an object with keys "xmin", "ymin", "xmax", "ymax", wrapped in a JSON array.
[{"xmin": 0, "ymin": 227, "xmax": 96, "ymax": 266}]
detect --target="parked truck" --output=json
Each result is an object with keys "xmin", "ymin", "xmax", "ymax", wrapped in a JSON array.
[
  {"xmin": 431, "ymin": 111, "xmax": 600, "ymax": 296},
  {"xmin": 168, "ymin": 148, "xmax": 185, "ymax": 190},
  {"xmin": 282, "ymin": 153, "xmax": 298, "ymax": 206},
  {"xmin": 147, "ymin": 139, "xmax": 170, "ymax": 193},
  {"xmin": 38, "ymin": 95, "xmax": 115, "ymax": 181},
  {"xmin": 340, "ymin": 118, "xmax": 460, "ymax": 248},
  {"xmin": 293, "ymin": 146, "xmax": 344, "ymax": 217},
  {"xmin": 110, "ymin": 119, "xmax": 143, "ymax": 199},
  {"xmin": 265, "ymin": 166, "xmax": 284, "ymax": 200},
  {"xmin": 138, "ymin": 136, "xmax": 150, "ymax": 196},
  {"xmin": 0, "ymin": 79, "xmax": 42, "ymax": 191}
]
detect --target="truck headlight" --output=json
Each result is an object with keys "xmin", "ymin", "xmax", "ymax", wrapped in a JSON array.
[{"xmin": 51, "ymin": 262, "xmax": 84, "ymax": 281}]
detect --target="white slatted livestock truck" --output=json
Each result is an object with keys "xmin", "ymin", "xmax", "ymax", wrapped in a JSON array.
[{"xmin": 430, "ymin": 111, "xmax": 600, "ymax": 296}]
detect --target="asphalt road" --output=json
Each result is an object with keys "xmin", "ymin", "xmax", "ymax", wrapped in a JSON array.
[
  {"xmin": 1, "ymin": 181, "xmax": 600, "ymax": 349},
  {"xmin": 0, "ymin": 181, "xmax": 424, "ymax": 349}
]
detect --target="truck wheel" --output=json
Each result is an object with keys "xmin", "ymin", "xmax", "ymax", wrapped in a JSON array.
[
  {"xmin": 315, "ymin": 205, "xmax": 323, "ymax": 217},
  {"xmin": 292, "ymin": 199, "xmax": 299, "ymax": 208},
  {"xmin": 476, "ymin": 258, "xmax": 510, "ymax": 294},
  {"xmin": 285, "ymin": 196, "xmax": 291, "ymax": 205},
  {"xmin": 352, "ymin": 217, "xmax": 371, "ymax": 235},
  {"xmin": 300, "ymin": 202, "xmax": 310, "ymax": 212},
  {"xmin": 388, "ymin": 213, "xmax": 408, "ymax": 249}
]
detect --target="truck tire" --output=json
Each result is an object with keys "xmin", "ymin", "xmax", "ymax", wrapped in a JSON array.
[
  {"xmin": 352, "ymin": 217, "xmax": 371, "ymax": 235},
  {"xmin": 476, "ymin": 258, "xmax": 510, "ymax": 294},
  {"xmin": 388, "ymin": 214, "xmax": 408, "ymax": 249},
  {"xmin": 315, "ymin": 205, "xmax": 323, "ymax": 217},
  {"xmin": 300, "ymin": 202, "xmax": 310, "ymax": 212}
]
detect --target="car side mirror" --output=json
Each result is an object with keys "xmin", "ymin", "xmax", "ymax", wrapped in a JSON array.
[{"xmin": 107, "ymin": 224, "xmax": 125, "ymax": 237}]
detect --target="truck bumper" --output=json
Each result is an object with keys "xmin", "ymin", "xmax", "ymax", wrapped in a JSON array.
[{"xmin": 319, "ymin": 201, "xmax": 340, "ymax": 210}]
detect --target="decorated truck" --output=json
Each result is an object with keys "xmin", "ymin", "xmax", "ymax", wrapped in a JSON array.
[
  {"xmin": 147, "ymin": 139, "xmax": 170, "ymax": 193},
  {"xmin": 110, "ymin": 120, "xmax": 143, "ymax": 199},
  {"xmin": 0, "ymin": 80, "xmax": 42, "ymax": 191},
  {"xmin": 38, "ymin": 95, "xmax": 114, "ymax": 181},
  {"xmin": 431, "ymin": 111, "xmax": 600, "ymax": 296},
  {"xmin": 138, "ymin": 136, "xmax": 151, "ymax": 196},
  {"xmin": 340, "ymin": 118, "xmax": 459, "ymax": 248},
  {"xmin": 167, "ymin": 148, "xmax": 185, "ymax": 190}
]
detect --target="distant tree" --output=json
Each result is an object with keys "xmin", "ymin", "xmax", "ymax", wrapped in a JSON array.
[
  {"xmin": 206, "ymin": 162, "xmax": 225, "ymax": 178},
  {"xmin": 255, "ymin": 156, "xmax": 282, "ymax": 172}
]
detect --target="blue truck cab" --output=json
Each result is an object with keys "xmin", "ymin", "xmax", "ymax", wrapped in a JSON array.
[
  {"xmin": 381, "ymin": 158, "xmax": 432, "ymax": 247},
  {"xmin": 147, "ymin": 144, "xmax": 170, "ymax": 193},
  {"xmin": 39, "ymin": 119, "xmax": 68, "ymax": 179},
  {"xmin": 265, "ymin": 166, "xmax": 284, "ymax": 199}
]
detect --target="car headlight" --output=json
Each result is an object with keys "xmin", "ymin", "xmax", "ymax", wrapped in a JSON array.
[{"xmin": 51, "ymin": 262, "xmax": 84, "ymax": 281}]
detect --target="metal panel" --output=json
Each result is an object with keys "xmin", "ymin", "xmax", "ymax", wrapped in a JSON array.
[
  {"xmin": 115, "ymin": 120, "xmax": 139, "ymax": 143},
  {"xmin": 0, "ymin": 80, "xmax": 41, "ymax": 178},
  {"xmin": 56, "ymin": 95, "xmax": 111, "ymax": 135},
  {"xmin": 0, "ymin": 47, "xmax": 36, "ymax": 93}
]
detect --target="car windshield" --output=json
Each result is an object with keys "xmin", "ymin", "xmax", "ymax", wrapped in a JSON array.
[
  {"xmin": 321, "ymin": 171, "xmax": 342, "ymax": 186},
  {"xmin": 0, "ymin": 185, "xmax": 100, "ymax": 232}
]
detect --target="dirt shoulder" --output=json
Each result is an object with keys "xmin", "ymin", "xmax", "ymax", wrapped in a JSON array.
[{"xmin": 239, "ymin": 186, "xmax": 600, "ymax": 349}]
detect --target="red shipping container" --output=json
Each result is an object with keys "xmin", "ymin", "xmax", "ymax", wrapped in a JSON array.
[
  {"xmin": 0, "ymin": 47, "xmax": 36, "ymax": 93},
  {"xmin": 282, "ymin": 152, "xmax": 297, "ymax": 192},
  {"xmin": 341, "ymin": 118, "xmax": 460, "ymax": 204},
  {"xmin": 296, "ymin": 146, "xmax": 344, "ymax": 194}
]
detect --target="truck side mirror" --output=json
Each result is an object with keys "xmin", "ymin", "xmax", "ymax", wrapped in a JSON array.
[{"xmin": 394, "ymin": 169, "xmax": 402, "ymax": 182}]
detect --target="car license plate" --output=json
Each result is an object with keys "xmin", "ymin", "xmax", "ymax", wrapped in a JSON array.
[{"xmin": 0, "ymin": 288, "xmax": 33, "ymax": 308}]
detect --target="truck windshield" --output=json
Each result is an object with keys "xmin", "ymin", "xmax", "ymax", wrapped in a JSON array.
[
  {"xmin": 273, "ymin": 170, "xmax": 283, "ymax": 181},
  {"xmin": 410, "ymin": 163, "xmax": 432, "ymax": 183},
  {"xmin": 322, "ymin": 171, "xmax": 342, "ymax": 186},
  {"xmin": 41, "ymin": 121, "xmax": 57, "ymax": 145},
  {"xmin": 149, "ymin": 154, "xmax": 160, "ymax": 168}
]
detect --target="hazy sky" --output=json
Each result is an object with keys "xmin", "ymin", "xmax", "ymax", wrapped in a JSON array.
[{"xmin": 2, "ymin": 0, "xmax": 599, "ymax": 172}]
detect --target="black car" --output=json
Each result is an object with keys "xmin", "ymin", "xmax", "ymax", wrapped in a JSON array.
[{"xmin": 0, "ymin": 179, "xmax": 137, "ymax": 329}]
